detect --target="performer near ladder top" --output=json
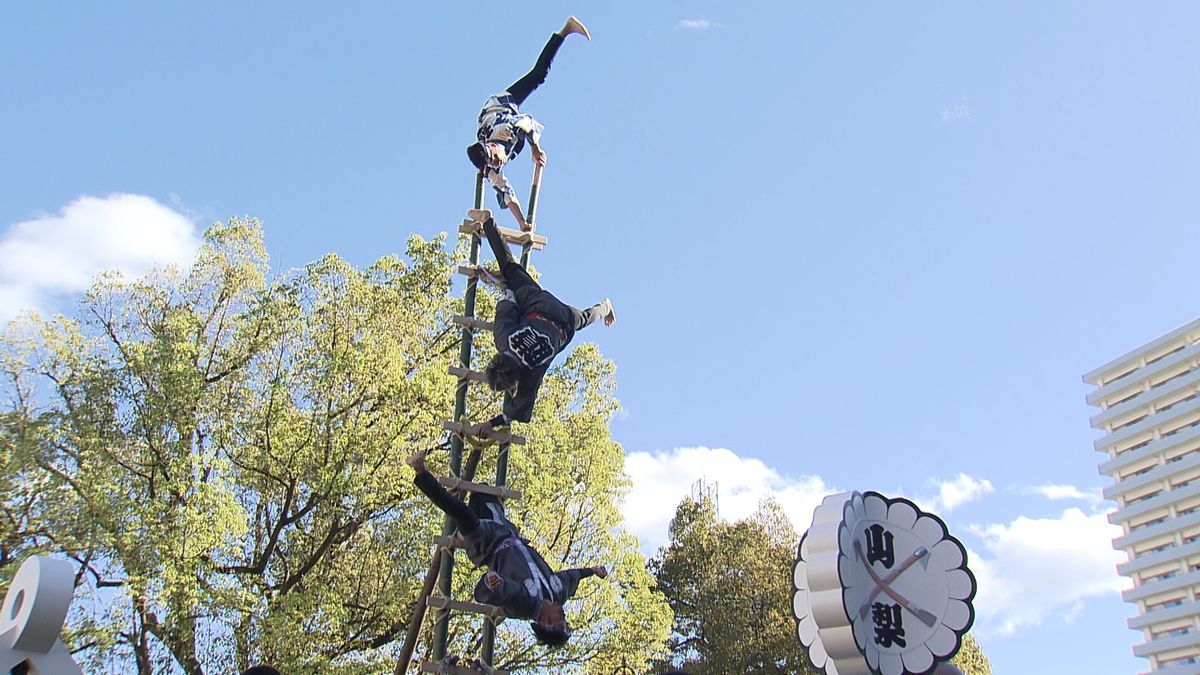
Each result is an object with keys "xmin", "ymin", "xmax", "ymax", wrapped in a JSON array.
[
  {"xmin": 475, "ymin": 214, "xmax": 615, "ymax": 437},
  {"xmin": 406, "ymin": 449, "xmax": 609, "ymax": 647},
  {"xmin": 466, "ymin": 16, "xmax": 591, "ymax": 231}
]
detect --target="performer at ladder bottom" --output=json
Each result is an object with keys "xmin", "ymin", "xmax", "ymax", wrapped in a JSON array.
[
  {"xmin": 406, "ymin": 449, "xmax": 608, "ymax": 647},
  {"xmin": 466, "ymin": 16, "xmax": 591, "ymax": 231},
  {"xmin": 476, "ymin": 216, "xmax": 615, "ymax": 438}
]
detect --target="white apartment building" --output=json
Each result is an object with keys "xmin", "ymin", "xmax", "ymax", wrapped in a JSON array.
[{"xmin": 1085, "ymin": 317, "xmax": 1200, "ymax": 673}]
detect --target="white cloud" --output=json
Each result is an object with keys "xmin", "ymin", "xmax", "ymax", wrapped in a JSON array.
[
  {"xmin": 0, "ymin": 194, "xmax": 200, "ymax": 322},
  {"xmin": 942, "ymin": 98, "xmax": 971, "ymax": 121},
  {"xmin": 1027, "ymin": 483, "xmax": 1105, "ymax": 506},
  {"xmin": 622, "ymin": 446, "xmax": 834, "ymax": 554},
  {"xmin": 918, "ymin": 473, "xmax": 995, "ymax": 514},
  {"xmin": 676, "ymin": 19, "xmax": 723, "ymax": 31},
  {"xmin": 967, "ymin": 507, "xmax": 1126, "ymax": 637}
]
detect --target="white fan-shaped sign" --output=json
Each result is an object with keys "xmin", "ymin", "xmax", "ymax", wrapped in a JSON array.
[{"xmin": 793, "ymin": 491, "xmax": 976, "ymax": 675}]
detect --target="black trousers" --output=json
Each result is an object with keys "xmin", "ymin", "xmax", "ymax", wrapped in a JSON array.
[
  {"xmin": 482, "ymin": 219, "xmax": 605, "ymax": 332},
  {"xmin": 415, "ymin": 470, "xmax": 480, "ymax": 536},
  {"xmin": 505, "ymin": 33, "xmax": 565, "ymax": 106},
  {"xmin": 568, "ymin": 301, "xmax": 606, "ymax": 332}
]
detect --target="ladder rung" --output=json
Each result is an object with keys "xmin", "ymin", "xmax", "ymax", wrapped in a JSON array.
[
  {"xmin": 457, "ymin": 264, "xmax": 503, "ymax": 284},
  {"xmin": 442, "ymin": 421, "xmax": 525, "ymax": 445},
  {"xmin": 459, "ymin": 220, "xmax": 547, "ymax": 250},
  {"xmin": 452, "ymin": 315, "xmax": 495, "ymax": 332},
  {"xmin": 437, "ymin": 477, "xmax": 522, "ymax": 501},
  {"xmin": 420, "ymin": 661, "xmax": 509, "ymax": 675},
  {"xmin": 426, "ymin": 595, "xmax": 506, "ymax": 620},
  {"xmin": 448, "ymin": 366, "xmax": 488, "ymax": 383}
]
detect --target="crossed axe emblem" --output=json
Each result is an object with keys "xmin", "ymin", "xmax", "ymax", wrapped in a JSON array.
[{"xmin": 853, "ymin": 540, "xmax": 938, "ymax": 628}]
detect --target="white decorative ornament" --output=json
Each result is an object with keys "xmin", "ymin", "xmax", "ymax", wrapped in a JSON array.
[
  {"xmin": 793, "ymin": 492, "xmax": 976, "ymax": 675},
  {"xmin": 793, "ymin": 492, "xmax": 871, "ymax": 675},
  {"xmin": 0, "ymin": 556, "xmax": 84, "ymax": 674}
]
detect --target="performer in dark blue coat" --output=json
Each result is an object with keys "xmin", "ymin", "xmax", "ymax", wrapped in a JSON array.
[
  {"xmin": 407, "ymin": 449, "xmax": 608, "ymax": 647},
  {"xmin": 475, "ymin": 216, "xmax": 614, "ymax": 437}
]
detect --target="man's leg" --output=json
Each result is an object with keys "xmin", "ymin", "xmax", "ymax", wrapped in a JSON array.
[
  {"xmin": 413, "ymin": 470, "xmax": 481, "ymax": 535},
  {"xmin": 504, "ymin": 18, "xmax": 589, "ymax": 105},
  {"xmin": 483, "ymin": 219, "xmax": 540, "ymax": 292},
  {"xmin": 567, "ymin": 299, "xmax": 614, "ymax": 331},
  {"xmin": 504, "ymin": 34, "xmax": 565, "ymax": 106}
]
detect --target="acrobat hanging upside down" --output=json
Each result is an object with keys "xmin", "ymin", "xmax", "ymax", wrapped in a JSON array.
[
  {"xmin": 406, "ymin": 449, "xmax": 608, "ymax": 647},
  {"xmin": 472, "ymin": 214, "xmax": 615, "ymax": 438},
  {"xmin": 466, "ymin": 16, "xmax": 591, "ymax": 231}
]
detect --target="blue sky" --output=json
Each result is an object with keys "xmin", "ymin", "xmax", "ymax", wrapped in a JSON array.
[{"xmin": 5, "ymin": 2, "xmax": 1200, "ymax": 673}]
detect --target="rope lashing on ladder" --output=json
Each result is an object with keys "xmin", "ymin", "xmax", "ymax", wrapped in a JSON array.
[{"xmin": 446, "ymin": 414, "xmax": 504, "ymax": 451}]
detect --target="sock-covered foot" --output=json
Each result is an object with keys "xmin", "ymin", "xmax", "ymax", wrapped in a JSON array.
[
  {"xmin": 561, "ymin": 16, "xmax": 591, "ymax": 40},
  {"xmin": 601, "ymin": 298, "xmax": 616, "ymax": 326}
]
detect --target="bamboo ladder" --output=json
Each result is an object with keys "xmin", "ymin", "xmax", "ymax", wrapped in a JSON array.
[{"xmin": 395, "ymin": 165, "xmax": 545, "ymax": 675}]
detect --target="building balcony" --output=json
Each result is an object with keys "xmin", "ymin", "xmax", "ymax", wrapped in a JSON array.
[
  {"xmin": 1115, "ymin": 512, "xmax": 1200, "ymax": 552},
  {"xmin": 1134, "ymin": 631, "xmax": 1200, "ymax": 658},
  {"xmin": 1087, "ymin": 339, "xmax": 1200, "ymax": 407},
  {"xmin": 1095, "ymin": 396, "xmax": 1200, "ymax": 454},
  {"xmin": 1092, "ymin": 367, "xmax": 1200, "ymax": 429},
  {"xmin": 1143, "ymin": 662, "xmax": 1200, "ymax": 674},
  {"xmin": 1124, "ymin": 569, "xmax": 1200, "ymax": 603},
  {"xmin": 1119, "ymin": 540, "xmax": 1200, "ymax": 578},
  {"xmin": 1112, "ymin": 483, "xmax": 1200, "ymax": 526},
  {"xmin": 1107, "ymin": 452, "xmax": 1200, "ymax": 502},
  {"xmin": 1101, "ymin": 426, "xmax": 1200, "ymax": 477},
  {"xmin": 1130, "ymin": 599, "xmax": 1200, "ymax": 630}
]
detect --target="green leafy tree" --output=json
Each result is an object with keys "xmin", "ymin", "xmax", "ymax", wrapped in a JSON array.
[
  {"xmin": 650, "ymin": 494, "xmax": 814, "ymax": 674},
  {"xmin": 952, "ymin": 633, "xmax": 992, "ymax": 675},
  {"xmin": 0, "ymin": 217, "xmax": 670, "ymax": 673}
]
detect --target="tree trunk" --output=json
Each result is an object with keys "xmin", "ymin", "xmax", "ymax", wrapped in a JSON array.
[
  {"xmin": 130, "ymin": 595, "xmax": 155, "ymax": 675},
  {"xmin": 154, "ymin": 616, "xmax": 204, "ymax": 675}
]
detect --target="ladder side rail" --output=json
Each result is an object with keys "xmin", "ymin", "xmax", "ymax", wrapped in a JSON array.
[
  {"xmin": 433, "ymin": 174, "xmax": 487, "ymax": 661},
  {"xmin": 482, "ymin": 164, "xmax": 542, "ymax": 665}
]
